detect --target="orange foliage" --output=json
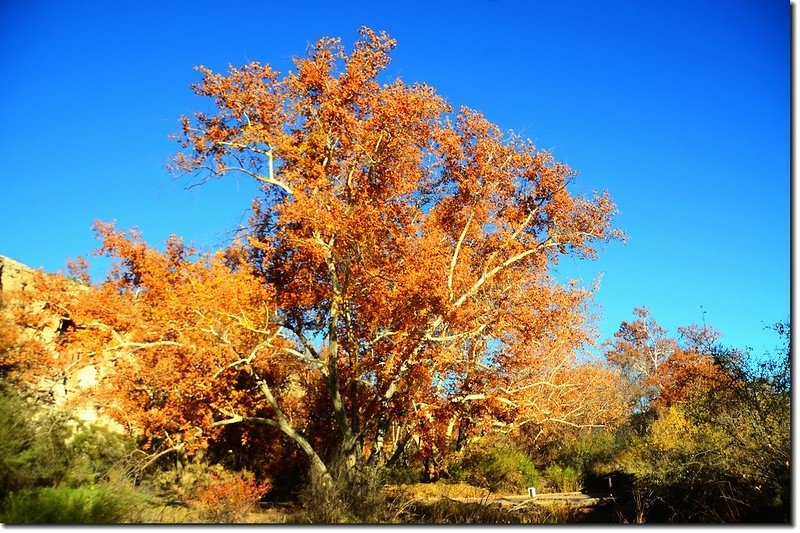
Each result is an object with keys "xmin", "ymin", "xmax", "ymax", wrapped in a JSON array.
[
  {"xmin": 188, "ymin": 467, "xmax": 270, "ymax": 521},
  {"xmin": 11, "ymin": 28, "xmax": 627, "ymax": 475},
  {"xmin": 0, "ymin": 297, "xmax": 25, "ymax": 377},
  {"xmin": 605, "ymin": 307, "xmax": 677, "ymax": 382},
  {"xmin": 606, "ymin": 307, "xmax": 728, "ymax": 410}
]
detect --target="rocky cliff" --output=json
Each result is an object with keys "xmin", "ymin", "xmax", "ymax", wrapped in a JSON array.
[
  {"xmin": 0, "ymin": 254, "xmax": 37, "ymax": 293},
  {"xmin": 0, "ymin": 255, "xmax": 122, "ymax": 431}
]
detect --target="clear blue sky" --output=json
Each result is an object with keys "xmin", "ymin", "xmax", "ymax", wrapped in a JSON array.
[{"xmin": 0, "ymin": 1, "xmax": 789, "ymax": 356}]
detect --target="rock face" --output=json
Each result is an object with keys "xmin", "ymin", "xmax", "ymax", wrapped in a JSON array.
[
  {"xmin": 0, "ymin": 255, "xmax": 37, "ymax": 294},
  {"xmin": 0, "ymin": 255, "xmax": 122, "ymax": 431},
  {"xmin": 1, "ymin": 255, "xmax": 62, "ymax": 347}
]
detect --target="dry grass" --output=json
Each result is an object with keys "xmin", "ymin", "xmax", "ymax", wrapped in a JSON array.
[
  {"xmin": 134, "ymin": 502, "xmax": 301, "ymax": 524},
  {"xmin": 385, "ymin": 482, "xmax": 491, "ymax": 500},
  {"xmin": 133, "ymin": 481, "xmax": 605, "ymax": 524},
  {"xmin": 135, "ymin": 504, "xmax": 201, "ymax": 523},
  {"xmin": 405, "ymin": 497, "xmax": 594, "ymax": 524},
  {"xmin": 243, "ymin": 504, "xmax": 301, "ymax": 523}
]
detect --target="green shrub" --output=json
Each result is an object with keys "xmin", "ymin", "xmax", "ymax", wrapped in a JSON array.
[
  {"xmin": 444, "ymin": 457, "xmax": 466, "ymax": 483},
  {"xmin": 543, "ymin": 465, "xmax": 581, "ymax": 492},
  {"xmin": 611, "ymin": 400, "xmax": 790, "ymax": 523},
  {"xmin": 0, "ymin": 388, "xmax": 73, "ymax": 497},
  {"xmin": 462, "ymin": 442, "xmax": 538, "ymax": 493},
  {"xmin": 1, "ymin": 485, "xmax": 132, "ymax": 524},
  {"xmin": 0, "ymin": 382, "xmax": 137, "ymax": 501},
  {"xmin": 538, "ymin": 429, "xmax": 624, "ymax": 477},
  {"xmin": 383, "ymin": 464, "xmax": 420, "ymax": 485},
  {"xmin": 63, "ymin": 423, "xmax": 137, "ymax": 486}
]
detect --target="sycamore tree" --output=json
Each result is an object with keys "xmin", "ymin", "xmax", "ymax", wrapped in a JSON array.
[
  {"xmin": 604, "ymin": 307, "xmax": 726, "ymax": 412},
  {"xmin": 9, "ymin": 28, "xmax": 626, "ymax": 482}
]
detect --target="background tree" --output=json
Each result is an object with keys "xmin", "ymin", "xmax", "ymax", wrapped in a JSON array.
[
  {"xmin": 605, "ymin": 307, "xmax": 726, "ymax": 412},
  {"xmin": 701, "ymin": 322, "xmax": 790, "ymax": 518},
  {"xmin": 603, "ymin": 313, "xmax": 790, "ymax": 522}
]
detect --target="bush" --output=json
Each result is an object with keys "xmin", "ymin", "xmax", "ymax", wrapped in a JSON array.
[
  {"xmin": 63, "ymin": 423, "xmax": 137, "ymax": 486},
  {"xmin": 0, "ymin": 388, "xmax": 72, "ymax": 497},
  {"xmin": 298, "ymin": 455, "xmax": 400, "ymax": 524},
  {"xmin": 542, "ymin": 465, "xmax": 581, "ymax": 492},
  {"xmin": 1, "ymin": 485, "xmax": 132, "ymax": 524},
  {"xmin": 611, "ymin": 400, "xmax": 790, "ymax": 523},
  {"xmin": 444, "ymin": 458, "xmax": 466, "ymax": 483},
  {"xmin": 187, "ymin": 466, "xmax": 269, "ymax": 523},
  {"xmin": 0, "ymin": 381, "xmax": 137, "ymax": 501},
  {"xmin": 461, "ymin": 441, "xmax": 538, "ymax": 493},
  {"xmin": 536, "ymin": 429, "xmax": 624, "ymax": 477},
  {"xmin": 383, "ymin": 464, "xmax": 420, "ymax": 485},
  {"xmin": 135, "ymin": 458, "xmax": 270, "ymax": 523}
]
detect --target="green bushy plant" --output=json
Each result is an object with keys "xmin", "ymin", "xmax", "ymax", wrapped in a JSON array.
[
  {"xmin": 0, "ymin": 381, "xmax": 138, "ymax": 501},
  {"xmin": 535, "ymin": 429, "xmax": 624, "ymax": 478},
  {"xmin": 1, "ymin": 485, "xmax": 133, "ymax": 524},
  {"xmin": 63, "ymin": 423, "xmax": 137, "ymax": 485},
  {"xmin": 383, "ymin": 464, "xmax": 420, "ymax": 485},
  {"xmin": 461, "ymin": 440, "xmax": 538, "ymax": 493},
  {"xmin": 0, "ymin": 388, "xmax": 73, "ymax": 497},
  {"xmin": 444, "ymin": 457, "xmax": 466, "ymax": 483},
  {"xmin": 0, "ymin": 380, "xmax": 145, "ymax": 524},
  {"xmin": 543, "ymin": 465, "xmax": 581, "ymax": 492}
]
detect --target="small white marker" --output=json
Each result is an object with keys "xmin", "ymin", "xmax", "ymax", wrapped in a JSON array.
[{"xmin": 528, "ymin": 487, "xmax": 536, "ymax": 497}]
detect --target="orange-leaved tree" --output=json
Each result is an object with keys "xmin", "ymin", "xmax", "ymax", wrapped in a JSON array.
[
  {"xmin": 168, "ymin": 27, "xmax": 624, "ymax": 471},
  {"xmin": 11, "ymin": 28, "xmax": 625, "ymax": 483},
  {"xmin": 605, "ymin": 307, "xmax": 728, "ymax": 411}
]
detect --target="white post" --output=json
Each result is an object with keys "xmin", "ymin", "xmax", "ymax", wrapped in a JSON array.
[{"xmin": 528, "ymin": 487, "xmax": 537, "ymax": 497}]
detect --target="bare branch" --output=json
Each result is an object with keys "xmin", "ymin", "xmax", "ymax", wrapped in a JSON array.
[
  {"xmin": 136, "ymin": 445, "xmax": 182, "ymax": 474},
  {"xmin": 500, "ymin": 381, "xmax": 577, "ymax": 395},
  {"xmin": 211, "ymin": 414, "xmax": 280, "ymax": 429},
  {"xmin": 104, "ymin": 339, "xmax": 183, "ymax": 352},
  {"xmin": 204, "ymin": 141, "xmax": 292, "ymax": 195},
  {"xmin": 522, "ymin": 417, "xmax": 605, "ymax": 429},
  {"xmin": 282, "ymin": 347, "xmax": 325, "ymax": 373},
  {"xmin": 510, "ymin": 207, "xmax": 538, "ymax": 242},
  {"xmin": 367, "ymin": 329, "xmax": 402, "ymax": 347},
  {"xmin": 453, "ymin": 238, "xmax": 558, "ymax": 309},
  {"xmin": 448, "ymin": 212, "xmax": 473, "ymax": 301},
  {"xmin": 425, "ymin": 323, "xmax": 487, "ymax": 343},
  {"xmin": 272, "ymin": 318, "xmax": 320, "ymax": 360}
]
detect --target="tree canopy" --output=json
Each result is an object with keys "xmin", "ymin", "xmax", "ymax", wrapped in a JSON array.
[{"xmin": 6, "ymin": 28, "xmax": 626, "ymax": 481}]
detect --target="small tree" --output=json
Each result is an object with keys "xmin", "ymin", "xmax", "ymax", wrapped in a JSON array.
[{"xmin": 606, "ymin": 308, "xmax": 726, "ymax": 412}]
